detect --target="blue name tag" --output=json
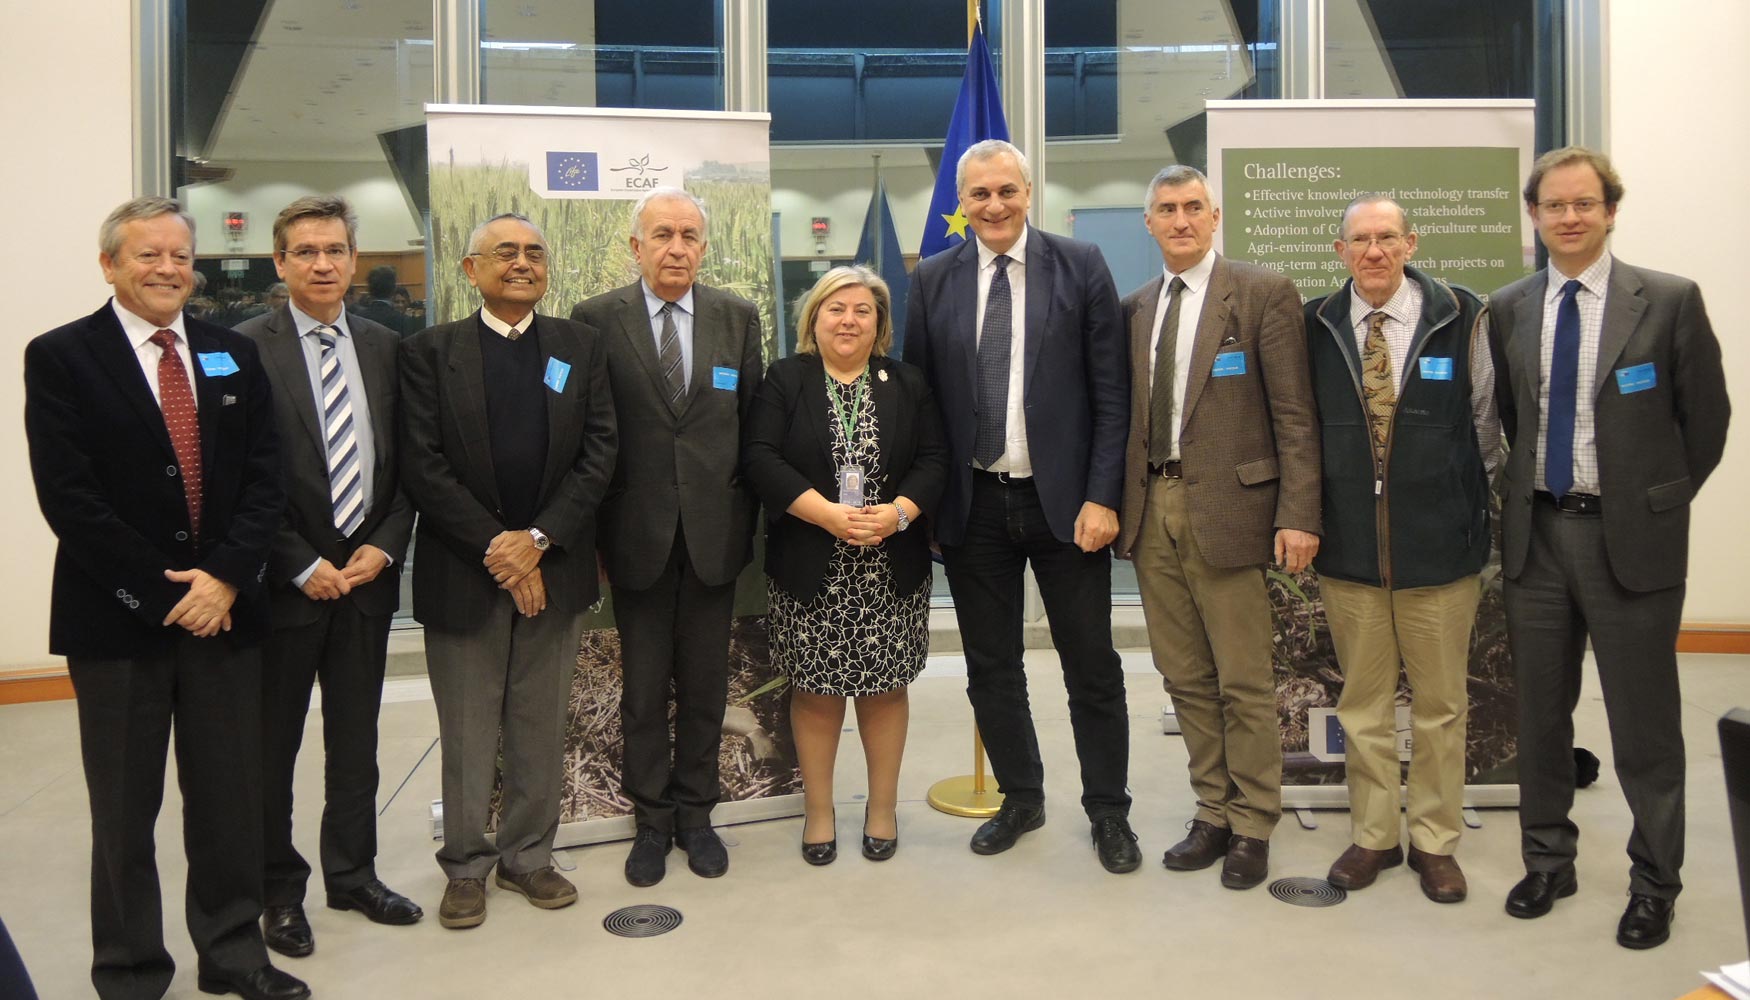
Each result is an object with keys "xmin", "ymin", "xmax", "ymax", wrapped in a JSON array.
[
  {"xmin": 1211, "ymin": 351, "xmax": 1247, "ymax": 377},
  {"xmin": 196, "ymin": 352, "xmax": 239, "ymax": 377},
  {"xmin": 712, "ymin": 366, "xmax": 738, "ymax": 390},
  {"xmin": 1615, "ymin": 363, "xmax": 1656, "ymax": 394},
  {"xmin": 543, "ymin": 357, "xmax": 571, "ymax": 393},
  {"xmin": 1418, "ymin": 356, "xmax": 1454, "ymax": 381}
]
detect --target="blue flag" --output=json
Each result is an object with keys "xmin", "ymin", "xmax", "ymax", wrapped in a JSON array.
[
  {"xmin": 918, "ymin": 23, "xmax": 1009, "ymax": 260},
  {"xmin": 855, "ymin": 174, "xmax": 910, "ymax": 355}
]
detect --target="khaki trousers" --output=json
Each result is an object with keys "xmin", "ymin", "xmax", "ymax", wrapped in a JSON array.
[
  {"xmin": 1321, "ymin": 574, "xmax": 1479, "ymax": 856},
  {"xmin": 1134, "ymin": 476, "xmax": 1281, "ymax": 839}
]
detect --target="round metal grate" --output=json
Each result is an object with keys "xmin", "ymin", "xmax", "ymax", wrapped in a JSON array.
[
  {"xmin": 603, "ymin": 904, "xmax": 684, "ymax": 938},
  {"xmin": 1267, "ymin": 877, "xmax": 1347, "ymax": 907}
]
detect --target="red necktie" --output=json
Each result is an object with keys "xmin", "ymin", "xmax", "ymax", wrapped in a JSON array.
[{"xmin": 150, "ymin": 329, "xmax": 203, "ymax": 540}]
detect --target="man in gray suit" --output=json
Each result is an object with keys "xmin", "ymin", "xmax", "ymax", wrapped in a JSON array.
[
  {"xmin": 571, "ymin": 189, "xmax": 764, "ymax": 887},
  {"xmin": 400, "ymin": 214, "xmax": 617, "ymax": 929},
  {"xmin": 1489, "ymin": 147, "xmax": 1729, "ymax": 949},
  {"xmin": 236, "ymin": 196, "xmax": 421, "ymax": 959}
]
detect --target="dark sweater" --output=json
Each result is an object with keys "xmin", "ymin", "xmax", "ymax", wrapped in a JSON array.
[{"xmin": 478, "ymin": 317, "xmax": 549, "ymax": 530}]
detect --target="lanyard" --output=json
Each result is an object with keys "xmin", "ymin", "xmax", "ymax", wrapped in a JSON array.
[{"xmin": 827, "ymin": 369, "xmax": 868, "ymax": 447}]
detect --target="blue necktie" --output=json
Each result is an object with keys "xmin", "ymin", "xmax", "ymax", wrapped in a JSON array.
[
  {"xmin": 316, "ymin": 326, "xmax": 365, "ymax": 537},
  {"xmin": 1545, "ymin": 279, "xmax": 1582, "ymax": 498},
  {"xmin": 973, "ymin": 255, "xmax": 1012, "ymax": 468}
]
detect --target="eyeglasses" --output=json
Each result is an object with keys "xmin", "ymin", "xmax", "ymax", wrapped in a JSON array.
[
  {"xmin": 129, "ymin": 249, "xmax": 194, "ymax": 267},
  {"xmin": 1536, "ymin": 199, "xmax": 1604, "ymax": 216},
  {"xmin": 1344, "ymin": 234, "xmax": 1405, "ymax": 252},
  {"xmin": 471, "ymin": 246, "xmax": 548, "ymax": 264},
  {"xmin": 284, "ymin": 245, "xmax": 353, "ymax": 263}
]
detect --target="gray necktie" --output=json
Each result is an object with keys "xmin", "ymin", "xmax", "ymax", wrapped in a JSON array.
[
  {"xmin": 1147, "ymin": 276, "xmax": 1186, "ymax": 465},
  {"xmin": 974, "ymin": 254, "xmax": 1013, "ymax": 468},
  {"xmin": 657, "ymin": 301, "xmax": 685, "ymax": 404}
]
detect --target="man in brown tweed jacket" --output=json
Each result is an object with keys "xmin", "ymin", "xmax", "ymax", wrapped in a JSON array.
[{"xmin": 1114, "ymin": 165, "xmax": 1321, "ymax": 890}]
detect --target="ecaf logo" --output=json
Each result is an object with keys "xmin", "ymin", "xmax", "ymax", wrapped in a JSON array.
[{"xmin": 608, "ymin": 153, "xmax": 670, "ymax": 190}]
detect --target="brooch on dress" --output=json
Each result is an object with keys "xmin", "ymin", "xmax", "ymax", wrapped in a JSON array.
[{"xmin": 878, "ymin": 369, "xmax": 889, "ymax": 382}]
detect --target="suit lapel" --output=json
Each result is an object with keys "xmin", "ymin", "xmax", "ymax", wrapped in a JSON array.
[
  {"xmin": 1021, "ymin": 228, "xmax": 1052, "ymax": 401},
  {"xmin": 800, "ymin": 354, "xmax": 835, "ymax": 470},
  {"xmin": 535, "ymin": 316, "xmax": 581, "ymax": 502},
  {"xmin": 870, "ymin": 355, "xmax": 899, "ymax": 476},
  {"xmin": 85, "ymin": 305, "xmax": 176, "ymax": 460},
  {"xmin": 950, "ymin": 239, "xmax": 980, "ymax": 387},
  {"xmin": 1130, "ymin": 275, "xmax": 1164, "ymax": 402},
  {"xmin": 355, "ymin": 322, "xmax": 398, "ymax": 489},
  {"xmin": 1179, "ymin": 256, "xmax": 1233, "ymax": 427},
  {"xmin": 447, "ymin": 314, "xmax": 501, "ymax": 511},
  {"xmin": 186, "ymin": 324, "xmax": 226, "ymax": 473},
  {"xmin": 1513, "ymin": 274, "xmax": 1548, "ymax": 408},
  {"xmin": 614, "ymin": 284, "xmax": 680, "ymax": 420},
  {"xmin": 259, "ymin": 307, "xmax": 326, "ymax": 457},
  {"xmin": 1594, "ymin": 263, "xmax": 1646, "ymax": 400},
  {"xmin": 679, "ymin": 287, "xmax": 716, "ymax": 418}
]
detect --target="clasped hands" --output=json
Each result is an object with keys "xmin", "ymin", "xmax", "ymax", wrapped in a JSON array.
[
  {"xmin": 486, "ymin": 530, "xmax": 547, "ymax": 617},
  {"xmin": 822, "ymin": 502, "xmax": 903, "ymax": 546}
]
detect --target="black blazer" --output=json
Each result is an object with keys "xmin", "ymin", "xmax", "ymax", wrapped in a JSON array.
[
  {"xmin": 237, "ymin": 306, "xmax": 414, "ymax": 626},
  {"xmin": 571, "ymin": 281, "xmax": 764, "ymax": 590},
  {"xmin": 743, "ymin": 353, "xmax": 947, "ymax": 602},
  {"xmin": 24, "ymin": 303, "xmax": 284, "ymax": 657},
  {"xmin": 399, "ymin": 311, "xmax": 617, "ymax": 630},
  {"xmin": 902, "ymin": 226, "xmax": 1129, "ymax": 546}
]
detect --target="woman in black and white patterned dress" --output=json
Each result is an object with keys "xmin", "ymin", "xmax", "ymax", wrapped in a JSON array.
[{"xmin": 744, "ymin": 265, "xmax": 947, "ymax": 865}]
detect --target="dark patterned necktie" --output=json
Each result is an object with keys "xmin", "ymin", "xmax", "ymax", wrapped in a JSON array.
[
  {"xmin": 315, "ymin": 326, "xmax": 365, "ymax": 536},
  {"xmin": 1360, "ymin": 310, "xmax": 1396, "ymax": 464},
  {"xmin": 973, "ymin": 254, "xmax": 1012, "ymax": 468},
  {"xmin": 1545, "ymin": 279, "xmax": 1583, "ymax": 497},
  {"xmin": 151, "ymin": 329, "xmax": 203, "ymax": 540},
  {"xmin": 1147, "ymin": 276, "xmax": 1186, "ymax": 465},
  {"xmin": 658, "ymin": 301, "xmax": 685, "ymax": 404}
]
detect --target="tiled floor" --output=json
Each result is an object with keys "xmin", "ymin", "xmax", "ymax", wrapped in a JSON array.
[{"xmin": 1, "ymin": 649, "xmax": 1744, "ymax": 999}]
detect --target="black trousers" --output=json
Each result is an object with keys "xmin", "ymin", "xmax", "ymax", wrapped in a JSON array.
[
  {"xmin": 613, "ymin": 527, "xmax": 735, "ymax": 833},
  {"xmin": 68, "ymin": 637, "xmax": 269, "ymax": 1000},
  {"xmin": 940, "ymin": 473, "xmax": 1130, "ymax": 818},
  {"xmin": 1507, "ymin": 502, "xmax": 1688, "ymax": 899},
  {"xmin": 259, "ymin": 598, "xmax": 392, "ymax": 906}
]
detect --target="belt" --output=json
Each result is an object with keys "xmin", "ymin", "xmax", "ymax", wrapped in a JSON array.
[
  {"xmin": 1149, "ymin": 461, "xmax": 1183, "ymax": 480},
  {"xmin": 973, "ymin": 468, "xmax": 1032, "ymax": 485},
  {"xmin": 1536, "ymin": 491, "xmax": 1602, "ymax": 515}
]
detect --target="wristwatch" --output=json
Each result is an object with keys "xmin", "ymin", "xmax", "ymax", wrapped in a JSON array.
[
  {"xmin": 527, "ymin": 526, "xmax": 551, "ymax": 551},
  {"xmin": 894, "ymin": 505, "xmax": 911, "ymax": 532}
]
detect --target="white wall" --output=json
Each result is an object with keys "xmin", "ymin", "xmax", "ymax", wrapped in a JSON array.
[
  {"xmin": 0, "ymin": 4, "xmax": 134, "ymax": 669},
  {"xmin": 1608, "ymin": 1, "xmax": 1750, "ymax": 623},
  {"xmin": 183, "ymin": 159, "xmax": 425, "ymax": 255}
]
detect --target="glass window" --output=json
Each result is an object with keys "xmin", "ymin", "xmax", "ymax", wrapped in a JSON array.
[
  {"xmin": 481, "ymin": 0, "xmax": 724, "ymax": 110},
  {"xmin": 1324, "ymin": 0, "xmax": 1534, "ymax": 98}
]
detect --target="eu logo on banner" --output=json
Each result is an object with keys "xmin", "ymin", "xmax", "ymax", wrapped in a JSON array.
[{"xmin": 547, "ymin": 152, "xmax": 599, "ymax": 191}]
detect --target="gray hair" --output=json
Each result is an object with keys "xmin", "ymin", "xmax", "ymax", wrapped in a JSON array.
[
  {"xmin": 956, "ymin": 139, "xmax": 1032, "ymax": 193},
  {"xmin": 99, "ymin": 197, "xmax": 196, "ymax": 257},
  {"xmin": 467, "ymin": 213, "xmax": 545, "ymax": 256},
  {"xmin": 630, "ymin": 188, "xmax": 709, "ymax": 241},
  {"xmin": 1338, "ymin": 194, "xmax": 1410, "ymax": 241},
  {"xmin": 1144, "ymin": 165, "xmax": 1213, "ymax": 212}
]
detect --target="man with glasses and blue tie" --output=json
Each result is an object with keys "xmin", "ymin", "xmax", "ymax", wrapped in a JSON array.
[
  {"xmin": 236, "ymin": 196, "xmax": 422, "ymax": 960},
  {"xmin": 1487, "ymin": 147, "xmax": 1730, "ymax": 949}
]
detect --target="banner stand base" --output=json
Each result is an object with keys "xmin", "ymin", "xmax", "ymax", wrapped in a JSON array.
[
  {"xmin": 1281, "ymin": 784, "xmax": 1520, "ymax": 831},
  {"xmin": 927, "ymin": 775, "xmax": 1005, "ymax": 818}
]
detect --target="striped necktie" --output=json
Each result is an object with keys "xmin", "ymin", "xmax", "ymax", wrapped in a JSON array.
[
  {"xmin": 315, "ymin": 325, "xmax": 365, "ymax": 537},
  {"xmin": 658, "ymin": 301, "xmax": 685, "ymax": 404}
]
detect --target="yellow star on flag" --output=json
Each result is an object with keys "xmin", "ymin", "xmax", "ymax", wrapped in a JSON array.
[{"xmin": 941, "ymin": 206, "xmax": 970, "ymax": 240}]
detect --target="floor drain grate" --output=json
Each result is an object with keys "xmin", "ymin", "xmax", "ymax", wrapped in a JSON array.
[
  {"xmin": 1268, "ymin": 877, "xmax": 1347, "ymax": 907},
  {"xmin": 603, "ymin": 904, "xmax": 684, "ymax": 937}
]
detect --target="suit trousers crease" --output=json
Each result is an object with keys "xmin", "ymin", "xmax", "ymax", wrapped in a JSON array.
[
  {"xmin": 1132, "ymin": 475, "xmax": 1281, "ymax": 839},
  {"xmin": 613, "ymin": 526, "xmax": 735, "ymax": 834},
  {"xmin": 1321, "ymin": 575, "xmax": 1477, "ymax": 856},
  {"xmin": 941, "ymin": 474, "xmax": 1131, "ymax": 818},
  {"xmin": 425, "ymin": 596, "xmax": 586, "ymax": 880},
  {"xmin": 1507, "ymin": 502, "xmax": 1686, "ymax": 899},
  {"xmin": 69, "ymin": 640, "xmax": 270, "ymax": 1000},
  {"xmin": 260, "ymin": 599, "xmax": 392, "ymax": 905}
]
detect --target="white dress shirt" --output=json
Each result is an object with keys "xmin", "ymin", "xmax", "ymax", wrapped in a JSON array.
[
  {"xmin": 642, "ymin": 281, "xmax": 696, "ymax": 393},
  {"xmin": 112, "ymin": 299, "xmax": 197, "ymax": 409},
  {"xmin": 974, "ymin": 228, "xmax": 1032, "ymax": 476},
  {"xmin": 480, "ymin": 308, "xmax": 534, "ymax": 339}
]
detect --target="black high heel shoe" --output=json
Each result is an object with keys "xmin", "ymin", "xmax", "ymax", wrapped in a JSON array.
[
  {"xmin": 861, "ymin": 805, "xmax": 898, "ymax": 862},
  {"xmin": 801, "ymin": 809, "xmax": 837, "ymax": 866}
]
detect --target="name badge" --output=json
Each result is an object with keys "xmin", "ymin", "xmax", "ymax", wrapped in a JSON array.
[
  {"xmin": 837, "ymin": 465, "xmax": 865, "ymax": 507},
  {"xmin": 712, "ymin": 366, "xmax": 739, "ymax": 390},
  {"xmin": 543, "ymin": 357, "xmax": 571, "ymax": 393},
  {"xmin": 1615, "ymin": 363, "xmax": 1656, "ymax": 394},
  {"xmin": 1211, "ymin": 351, "xmax": 1247, "ymax": 377},
  {"xmin": 1418, "ymin": 356, "xmax": 1454, "ymax": 381},
  {"xmin": 197, "ymin": 352, "xmax": 239, "ymax": 377}
]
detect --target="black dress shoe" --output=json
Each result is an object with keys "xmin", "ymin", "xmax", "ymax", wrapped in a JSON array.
[
  {"xmin": 1504, "ymin": 867, "xmax": 1577, "ymax": 919},
  {"xmin": 1220, "ymin": 835, "xmax": 1270, "ymax": 890},
  {"xmin": 1090, "ymin": 815, "xmax": 1141, "ymax": 874},
  {"xmin": 625, "ymin": 826, "xmax": 672, "ymax": 887},
  {"xmin": 861, "ymin": 806, "xmax": 898, "ymax": 862},
  {"xmin": 970, "ymin": 801, "xmax": 1045, "ymax": 856},
  {"xmin": 1616, "ymin": 893, "xmax": 1674, "ymax": 949},
  {"xmin": 676, "ymin": 826, "xmax": 730, "ymax": 878},
  {"xmin": 261, "ymin": 904, "xmax": 312, "ymax": 959},
  {"xmin": 327, "ymin": 879, "xmax": 423, "ymax": 925},
  {"xmin": 1161, "ymin": 819, "xmax": 1232, "ymax": 872},
  {"xmin": 197, "ymin": 964, "xmax": 310, "ymax": 1000}
]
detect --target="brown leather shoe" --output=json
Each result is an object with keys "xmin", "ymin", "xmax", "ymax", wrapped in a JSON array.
[
  {"xmin": 438, "ymin": 878, "xmax": 485, "ymax": 930},
  {"xmin": 1408, "ymin": 847, "xmax": 1467, "ymax": 903},
  {"xmin": 1326, "ymin": 843, "xmax": 1404, "ymax": 890},
  {"xmin": 1221, "ymin": 835, "xmax": 1270, "ymax": 889},
  {"xmin": 494, "ymin": 865, "xmax": 578, "ymax": 909},
  {"xmin": 1160, "ymin": 820, "xmax": 1232, "ymax": 871}
]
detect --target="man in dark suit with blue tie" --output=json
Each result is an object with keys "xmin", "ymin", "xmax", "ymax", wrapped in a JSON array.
[
  {"xmin": 903, "ymin": 139, "xmax": 1138, "ymax": 873},
  {"xmin": 24, "ymin": 197, "xmax": 303, "ymax": 1000},
  {"xmin": 1489, "ymin": 147, "xmax": 1730, "ymax": 949}
]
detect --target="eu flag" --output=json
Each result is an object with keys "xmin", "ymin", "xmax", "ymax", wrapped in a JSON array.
[
  {"xmin": 918, "ymin": 23, "xmax": 1009, "ymax": 260},
  {"xmin": 546, "ymin": 151, "xmax": 599, "ymax": 191},
  {"xmin": 855, "ymin": 174, "xmax": 910, "ymax": 355}
]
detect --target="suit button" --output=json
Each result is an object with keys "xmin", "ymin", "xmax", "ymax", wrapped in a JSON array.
[
  {"xmin": 115, "ymin": 589, "xmax": 126, "ymax": 598},
  {"xmin": 166, "ymin": 465, "xmax": 178, "ymax": 476},
  {"xmin": 175, "ymin": 531, "xmax": 189, "ymax": 541}
]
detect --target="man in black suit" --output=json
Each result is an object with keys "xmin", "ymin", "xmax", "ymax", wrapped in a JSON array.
[
  {"xmin": 24, "ymin": 197, "xmax": 303, "ymax": 1000},
  {"xmin": 400, "ymin": 213, "xmax": 617, "ymax": 929},
  {"xmin": 235, "ymin": 196, "xmax": 421, "ymax": 959},
  {"xmin": 571, "ymin": 189, "xmax": 763, "ymax": 886},
  {"xmin": 353, "ymin": 266, "xmax": 410, "ymax": 337},
  {"xmin": 1489, "ymin": 147, "xmax": 1730, "ymax": 948},
  {"xmin": 902, "ymin": 139, "xmax": 1138, "ymax": 873}
]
